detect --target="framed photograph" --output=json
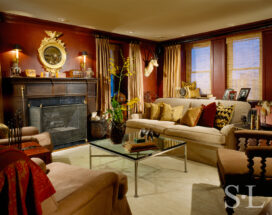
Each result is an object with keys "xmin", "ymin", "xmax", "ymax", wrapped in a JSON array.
[
  {"xmin": 237, "ymin": 88, "xmax": 251, "ymax": 101},
  {"xmin": 228, "ymin": 91, "xmax": 237, "ymax": 100},
  {"xmin": 222, "ymin": 88, "xmax": 234, "ymax": 100}
]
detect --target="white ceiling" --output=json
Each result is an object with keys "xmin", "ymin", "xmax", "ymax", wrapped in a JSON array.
[{"xmin": 1, "ymin": 0, "xmax": 272, "ymax": 41}]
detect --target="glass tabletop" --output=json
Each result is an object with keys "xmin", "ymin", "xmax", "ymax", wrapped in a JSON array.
[{"xmin": 90, "ymin": 132, "xmax": 186, "ymax": 161}]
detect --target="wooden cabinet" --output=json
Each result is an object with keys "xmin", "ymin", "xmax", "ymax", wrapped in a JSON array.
[{"xmin": 2, "ymin": 77, "xmax": 97, "ymax": 125}]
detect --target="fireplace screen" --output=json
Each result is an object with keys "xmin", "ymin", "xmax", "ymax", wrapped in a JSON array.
[{"xmin": 29, "ymin": 104, "xmax": 87, "ymax": 147}]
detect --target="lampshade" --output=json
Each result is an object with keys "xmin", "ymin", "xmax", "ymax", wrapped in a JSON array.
[
  {"xmin": 81, "ymin": 51, "xmax": 88, "ymax": 56},
  {"xmin": 13, "ymin": 44, "xmax": 22, "ymax": 51}
]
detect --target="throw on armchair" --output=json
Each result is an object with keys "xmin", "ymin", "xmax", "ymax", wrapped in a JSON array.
[{"xmin": 0, "ymin": 126, "xmax": 53, "ymax": 152}]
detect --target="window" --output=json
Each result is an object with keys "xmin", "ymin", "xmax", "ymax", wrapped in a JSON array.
[
  {"xmin": 186, "ymin": 41, "xmax": 211, "ymax": 95},
  {"xmin": 227, "ymin": 32, "xmax": 262, "ymax": 100}
]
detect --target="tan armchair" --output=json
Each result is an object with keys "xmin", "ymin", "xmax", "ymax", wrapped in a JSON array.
[
  {"xmin": 42, "ymin": 162, "xmax": 132, "ymax": 215},
  {"xmin": 0, "ymin": 126, "xmax": 53, "ymax": 152},
  {"xmin": 0, "ymin": 148, "xmax": 132, "ymax": 215},
  {"xmin": 217, "ymin": 129, "xmax": 272, "ymax": 215}
]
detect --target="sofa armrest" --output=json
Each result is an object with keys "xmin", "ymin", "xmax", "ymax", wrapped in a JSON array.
[
  {"xmin": 0, "ymin": 136, "xmax": 39, "ymax": 146},
  {"xmin": 33, "ymin": 132, "xmax": 53, "ymax": 152},
  {"xmin": 31, "ymin": 157, "xmax": 47, "ymax": 173},
  {"xmin": 130, "ymin": 113, "xmax": 142, "ymax": 119},
  {"xmin": 221, "ymin": 124, "xmax": 236, "ymax": 149},
  {"xmin": 22, "ymin": 126, "xmax": 39, "ymax": 136}
]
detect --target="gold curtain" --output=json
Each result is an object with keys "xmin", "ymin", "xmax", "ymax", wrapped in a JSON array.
[
  {"xmin": 163, "ymin": 44, "xmax": 181, "ymax": 98},
  {"xmin": 226, "ymin": 32, "xmax": 262, "ymax": 100},
  {"xmin": 96, "ymin": 38, "xmax": 111, "ymax": 113},
  {"xmin": 128, "ymin": 43, "xmax": 144, "ymax": 113}
]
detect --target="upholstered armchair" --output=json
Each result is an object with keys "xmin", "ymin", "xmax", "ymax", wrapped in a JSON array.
[
  {"xmin": 0, "ymin": 126, "xmax": 53, "ymax": 152},
  {"xmin": 217, "ymin": 129, "xmax": 272, "ymax": 215},
  {"xmin": 0, "ymin": 148, "xmax": 132, "ymax": 215}
]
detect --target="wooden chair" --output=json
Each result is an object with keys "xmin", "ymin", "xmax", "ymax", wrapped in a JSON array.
[
  {"xmin": 217, "ymin": 129, "xmax": 272, "ymax": 214},
  {"xmin": 7, "ymin": 111, "xmax": 23, "ymax": 149}
]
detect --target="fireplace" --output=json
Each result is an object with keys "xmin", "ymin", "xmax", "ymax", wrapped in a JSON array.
[{"xmin": 29, "ymin": 96, "xmax": 87, "ymax": 147}]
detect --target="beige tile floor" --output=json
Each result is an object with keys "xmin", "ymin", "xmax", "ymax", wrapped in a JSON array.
[{"xmin": 52, "ymin": 144, "xmax": 268, "ymax": 215}]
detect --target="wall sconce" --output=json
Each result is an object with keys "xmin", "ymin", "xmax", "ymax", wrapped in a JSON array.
[
  {"xmin": 10, "ymin": 44, "xmax": 22, "ymax": 77},
  {"xmin": 80, "ymin": 51, "xmax": 88, "ymax": 71},
  {"xmin": 13, "ymin": 44, "xmax": 22, "ymax": 63}
]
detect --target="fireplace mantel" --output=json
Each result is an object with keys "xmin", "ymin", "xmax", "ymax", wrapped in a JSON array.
[{"xmin": 2, "ymin": 77, "xmax": 97, "ymax": 125}]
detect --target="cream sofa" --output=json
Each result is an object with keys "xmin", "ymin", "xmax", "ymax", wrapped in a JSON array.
[{"xmin": 126, "ymin": 98, "xmax": 251, "ymax": 166}]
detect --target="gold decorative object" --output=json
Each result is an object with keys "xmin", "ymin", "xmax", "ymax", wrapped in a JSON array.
[
  {"xmin": 25, "ymin": 69, "xmax": 36, "ymax": 77},
  {"xmin": 38, "ymin": 31, "xmax": 67, "ymax": 77}
]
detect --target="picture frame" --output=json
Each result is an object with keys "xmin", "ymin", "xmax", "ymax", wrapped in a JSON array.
[
  {"xmin": 228, "ymin": 91, "xmax": 237, "ymax": 100},
  {"xmin": 237, "ymin": 88, "xmax": 251, "ymax": 101},
  {"xmin": 222, "ymin": 88, "xmax": 234, "ymax": 100}
]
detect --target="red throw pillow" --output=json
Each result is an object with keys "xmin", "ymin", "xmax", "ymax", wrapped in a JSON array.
[{"xmin": 198, "ymin": 102, "xmax": 217, "ymax": 127}]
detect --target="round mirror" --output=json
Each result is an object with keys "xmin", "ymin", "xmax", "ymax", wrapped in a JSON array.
[
  {"xmin": 44, "ymin": 46, "xmax": 62, "ymax": 65},
  {"xmin": 38, "ymin": 31, "xmax": 67, "ymax": 76}
]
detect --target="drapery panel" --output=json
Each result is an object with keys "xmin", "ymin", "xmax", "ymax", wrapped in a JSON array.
[
  {"xmin": 96, "ymin": 38, "xmax": 111, "ymax": 113},
  {"xmin": 163, "ymin": 45, "xmax": 181, "ymax": 97},
  {"xmin": 128, "ymin": 43, "xmax": 144, "ymax": 113}
]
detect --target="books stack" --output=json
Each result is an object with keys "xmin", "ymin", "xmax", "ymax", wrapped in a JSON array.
[{"xmin": 123, "ymin": 141, "xmax": 157, "ymax": 153}]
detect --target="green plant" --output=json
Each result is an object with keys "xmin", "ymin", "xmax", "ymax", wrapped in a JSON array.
[{"xmin": 106, "ymin": 53, "xmax": 138, "ymax": 124}]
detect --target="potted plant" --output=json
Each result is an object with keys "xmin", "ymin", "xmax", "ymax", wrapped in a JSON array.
[{"xmin": 107, "ymin": 53, "xmax": 138, "ymax": 144}]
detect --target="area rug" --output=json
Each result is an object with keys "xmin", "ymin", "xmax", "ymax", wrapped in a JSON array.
[{"xmin": 191, "ymin": 183, "xmax": 269, "ymax": 215}]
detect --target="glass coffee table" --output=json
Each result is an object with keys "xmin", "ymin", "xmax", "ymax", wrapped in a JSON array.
[{"xmin": 89, "ymin": 132, "xmax": 187, "ymax": 197}]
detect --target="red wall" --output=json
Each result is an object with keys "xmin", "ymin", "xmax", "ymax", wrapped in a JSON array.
[
  {"xmin": 0, "ymin": 21, "xmax": 96, "ymax": 77},
  {"xmin": 262, "ymin": 30, "xmax": 272, "ymax": 100},
  {"xmin": 0, "ymin": 14, "xmax": 158, "ymax": 99}
]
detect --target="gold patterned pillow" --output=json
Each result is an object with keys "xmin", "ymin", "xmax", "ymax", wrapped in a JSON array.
[
  {"xmin": 0, "ymin": 123, "xmax": 9, "ymax": 139},
  {"xmin": 180, "ymin": 106, "xmax": 203, "ymax": 127},
  {"xmin": 160, "ymin": 103, "xmax": 184, "ymax": 122},
  {"xmin": 142, "ymin": 102, "xmax": 152, "ymax": 119},
  {"xmin": 214, "ymin": 104, "xmax": 235, "ymax": 129},
  {"xmin": 150, "ymin": 103, "xmax": 163, "ymax": 120},
  {"xmin": 182, "ymin": 81, "xmax": 196, "ymax": 90},
  {"xmin": 185, "ymin": 87, "xmax": 201, "ymax": 98}
]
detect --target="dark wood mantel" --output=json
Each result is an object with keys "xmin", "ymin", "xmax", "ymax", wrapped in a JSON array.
[{"xmin": 2, "ymin": 77, "xmax": 97, "ymax": 125}]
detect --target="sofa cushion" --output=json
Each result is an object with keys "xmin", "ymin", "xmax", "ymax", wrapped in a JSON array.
[
  {"xmin": 160, "ymin": 103, "xmax": 184, "ymax": 122},
  {"xmin": 164, "ymin": 125, "xmax": 225, "ymax": 145},
  {"xmin": 142, "ymin": 102, "xmax": 151, "ymax": 119},
  {"xmin": 198, "ymin": 102, "xmax": 217, "ymax": 127},
  {"xmin": 150, "ymin": 103, "xmax": 163, "ymax": 120},
  {"xmin": 182, "ymin": 81, "xmax": 196, "ymax": 90},
  {"xmin": 0, "ymin": 123, "xmax": 8, "ymax": 139},
  {"xmin": 126, "ymin": 119, "xmax": 175, "ymax": 133},
  {"xmin": 214, "ymin": 103, "xmax": 235, "ymax": 129},
  {"xmin": 180, "ymin": 106, "xmax": 203, "ymax": 127},
  {"xmin": 185, "ymin": 87, "xmax": 200, "ymax": 99}
]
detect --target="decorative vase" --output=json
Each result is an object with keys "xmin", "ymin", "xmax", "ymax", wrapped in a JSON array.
[{"xmin": 110, "ymin": 122, "xmax": 126, "ymax": 144}]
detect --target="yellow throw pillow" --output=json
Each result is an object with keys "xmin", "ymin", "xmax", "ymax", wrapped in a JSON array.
[
  {"xmin": 150, "ymin": 103, "xmax": 163, "ymax": 120},
  {"xmin": 214, "ymin": 103, "xmax": 235, "ymax": 129},
  {"xmin": 142, "ymin": 102, "xmax": 152, "ymax": 119},
  {"xmin": 160, "ymin": 103, "xmax": 184, "ymax": 122},
  {"xmin": 185, "ymin": 87, "xmax": 201, "ymax": 98},
  {"xmin": 0, "ymin": 123, "xmax": 9, "ymax": 139},
  {"xmin": 180, "ymin": 106, "xmax": 203, "ymax": 127},
  {"xmin": 182, "ymin": 81, "xmax": 196, "ymax": 90}
]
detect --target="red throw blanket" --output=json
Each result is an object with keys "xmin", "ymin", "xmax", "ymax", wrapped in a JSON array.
[{"xmin": 0, "ymin": 148, "xmax": 55, "ymax": 215}]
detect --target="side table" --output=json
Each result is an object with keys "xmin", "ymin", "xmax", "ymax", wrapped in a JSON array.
[{"xmin": 22, "ymin": 141, "xmax": 52, "ymax": 164}]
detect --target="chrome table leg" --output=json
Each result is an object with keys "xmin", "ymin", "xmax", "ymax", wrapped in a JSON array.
[{"xmin": 134, "ymin": 161, "xmax": 139, "ymax": 197}]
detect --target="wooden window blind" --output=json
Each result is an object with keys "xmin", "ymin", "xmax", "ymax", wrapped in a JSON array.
[
  {"xmin": 227, "ymin": 32, "xmax": 262, "ymax": 100},
  {"xmin": 186, "ymin": 41, "xmax": 211, "ymax": 95}
]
